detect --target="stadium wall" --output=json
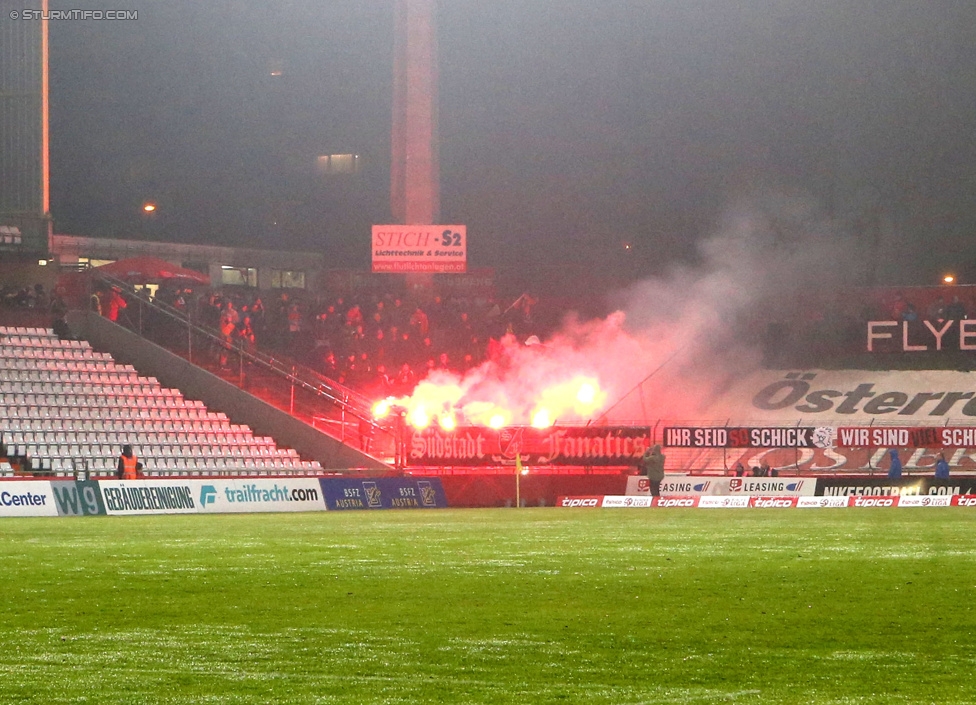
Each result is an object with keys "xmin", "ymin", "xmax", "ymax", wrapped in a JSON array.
[{"xmin": 0, "ymin": 477, "xmax": 449, "ymax": 516}]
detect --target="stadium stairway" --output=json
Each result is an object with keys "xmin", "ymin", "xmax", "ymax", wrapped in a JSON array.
[{"xmin": 35, "ymin": 311, "xmax": 389, "ymax": 475}]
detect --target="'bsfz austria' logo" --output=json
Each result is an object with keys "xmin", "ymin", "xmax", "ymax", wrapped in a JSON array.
[
  {"xmin": 418, "ymin": 480, "xmax": 437, "ymax": 507},
  {"xmin": 363, "ymin": 481, "xmax": 382, "ymax": 508}
]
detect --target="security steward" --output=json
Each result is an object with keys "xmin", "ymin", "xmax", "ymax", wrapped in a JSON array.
[
  {"xmin": 638, "ymin": 444, "xmax": 666, "ymax": 497},
  {"xmin": 117, "ymin": 444, "xmax": 140, "ymax": 480}
]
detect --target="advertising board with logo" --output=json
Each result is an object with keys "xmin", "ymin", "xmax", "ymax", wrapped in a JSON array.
[
  {"xmin": 554, "ymin": 493, "xmax": 976, "ymax": 509},
  {"xmin": 601, "ymin": 496, "xmax": 654, "ymax": 508},
  {"xmin": 99, "ymin": 480, "xmax": 198, "ymax": 515},
  {"xmin": 896, "ymin": 495, "xmax": 953, "ymax": 507},
  {"xmin": 319, "ymin": 478, "xmax": 447, "ymax": 510},
  {"xmin": 814, "ymin": 477, "xmax": 976, "ymax": 497},
  {"xmin": 628, "ymin": 475, "xmax": 815, "ymax": 497},
  {"xmin": 371, "ymin": 224, "xmax": 467, "ymax": 273},
  {"xmin": 557, "ymin": 496, "xmax": 605, "ymax": 508},
  {"xmin": 797, "ymin": 496, "xmax": 850, "ymax": 508},
  {"xmin": 0, "ymin": 481, "xmax": 58, "ymax": 517},
  {"xmin": 654, "ymin": 496, "xmax": 700, "ymax": 508},
  {"xmin": 749, "ymin": 496, "xmax": 799, "ymax": 508},
  {"xmin": 196, "ymin": 478, "xmax": 325, "ymax": 513},
  {"xmin": 50, "ymin": 480, "xmax": 106, "ymax": 516},
  {"xmin": 698, "ymin": 496, "xmax": 751, "ymax": 508},
  {"xmin": 410, "ymin": 426, "xmax": 651, "ymax": 467}
]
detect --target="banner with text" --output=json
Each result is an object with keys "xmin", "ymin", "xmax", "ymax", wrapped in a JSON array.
[
  {"xmin": 372, "ymin": 225, "xmax": 466, "ymax": 273},
  {"xmin": 409, "ymin": 426, "xmax": 651, "ymax": 467},
  {"xmin": 319, "ymin": 477, "xmax": 448, "ymax": 510},
  {"xmin": 51, "ymin": 480, "xmax": 106, "ymax": 516},
  {"xmin": 626, "ymin": 475, "xmax": 817, "ymax": 496},
  {"xmin": 99, "ymin": 480, "xmax": 199, "ymax": 515},
  {"xmin": 663, "ymin": 426, "xmax": 834, "ymax": 449},
  {"xmin": 835, "ymin": 427, "xmax": 976, "ymax": 449},
  {"xmin": 815, "ymin": 476, "xmax": 976, "ymax": 497},
  {"xmin": 0, "ymin": 481, "xmax": 58, "ymax": 517},
  {"xmin": 196, "ymin": 478, "xmax": 325, "ymax": 513}
]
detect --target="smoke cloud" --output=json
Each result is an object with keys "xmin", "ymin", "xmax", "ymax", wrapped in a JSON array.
[{"xmin": 394, "ymin": 191, "xmax": 867, "ymax": 427}]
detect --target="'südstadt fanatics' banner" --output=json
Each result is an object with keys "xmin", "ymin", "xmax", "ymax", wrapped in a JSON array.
[{"xmin": 408, "ymin": 426, "xmax": 652, "ymax": 467}]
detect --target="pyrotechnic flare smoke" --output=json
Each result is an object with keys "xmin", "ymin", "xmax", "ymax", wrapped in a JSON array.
[{"xmin": 383, "ymin": 192, "xmax": 865, "ymax": 428}]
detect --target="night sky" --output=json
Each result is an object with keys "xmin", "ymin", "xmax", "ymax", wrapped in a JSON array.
[{"xmin": 46, "ymin": 1, "xmax": 976, "ymax": 292}]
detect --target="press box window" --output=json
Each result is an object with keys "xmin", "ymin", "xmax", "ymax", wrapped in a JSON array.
[
  {"xmin": 316, "ymin": 154, "xmax": 361, "ymax": 175},
  {"xmin": 271, "ymin": 270, "xmax": 306, "ymax": 289},
  {"xmin": 220, "ymin": 266, "xmax": 257, "ymax": 287}
]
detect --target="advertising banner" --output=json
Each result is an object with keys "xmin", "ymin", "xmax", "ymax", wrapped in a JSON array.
[
  {"xmin": 815, "ymin": 476, "xmax": 976, "ymax": 497},
  {"xmin": 897, "ymin": 495, "xmax": 953, "ymax": 507},
  {"xmin": 557, "ymin": 496, "xmax": 604, "ymax": 508},
  {"xmin": 196, "ymin": 478, "xmax": 325, "ymax": 513},
  {"xmin": 0, "ymin": 481, "xmax": 58, "ymax": 517},
  {"xmin": 749, "ymin": 496, "xmax": 799, "ymax": 508},
  {"xmin": 628, "ymin": 475, "xmax": 817, "ymax": 497},
  {"xmin": 319, "ymin": 478, "xmax": 448, "ymax": 510},
  {"xmin": 600, "ymin": 496, "xmax": 653, "ymax": 508},
  {"xmin": 866, "ymin": 319, "xmax": 976, "ymax": 353},
  {"xmin": 847, "ymin": 495, "xmax": 900, "ymax": 507},
  {"xmin": 371, "ymin": 224, "xmax": 466, "ymax": 273},
  {"xmin": 51, "ymin": 480, "xmax": 106, "ymax": 516},
  {"xmin": 554, "ymin": 494, "xmax": 976, "ymax": 509},
  {"xmin": 797, "ymin": 496, "xmax": 850, "ymax": 508},
  {"xmin": 99, "ymin": 480, "xmax": 198, "ymax": 515},
  {"xmin": 687, "ymin": 369, "xmax": 976, "ymax": 425},
  {"xmin": 698, "ymin": 496, "xmax": 750, "ymax": 508},
  {"xmin": 653, "ymin": 496, "xmax": 700, "ymax": 508},
  {"xmin": 409, "ymin": 426, "xmax": 651, "ymax": 467}
]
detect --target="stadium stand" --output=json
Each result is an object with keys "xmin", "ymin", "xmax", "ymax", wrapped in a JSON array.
[{"xmin": 0, "ymin": 326, "xmax": 323, "ymax": 478}]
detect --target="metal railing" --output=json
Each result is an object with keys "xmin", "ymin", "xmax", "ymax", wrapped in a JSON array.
[{"xmin": 82, "ymin": 270, "xmax": 398, "ymax": 465}]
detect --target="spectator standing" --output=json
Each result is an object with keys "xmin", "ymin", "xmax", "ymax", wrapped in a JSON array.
[
  {"xmin": 934, "ymin": 453, "xmax": 951, "ymax": 480},
  {"xmin": 887, "ymin": 448, "xmax": 903, "ymax": 480},
  {"xmin": 946, "ymin": 296, "xmax": 967, "ymax": 321},
  {"xmin": 117, "ymin": 444, "xmax": 141, "ymax": 480},
  {"xmin": 105, "ymin": 287, "xmax": 128, "ymax": 322},
  {"xmin": 639, "ymin": 445, "xmax": 666, "ymax": 496}
]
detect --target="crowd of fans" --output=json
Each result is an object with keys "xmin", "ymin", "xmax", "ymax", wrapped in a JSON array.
[
  {"xmin": 103, "ymin": 285, "xmax": 541, "ymax": 399},
  {"xmin": 11, "ymin": 274, "xmax": 976, "ymax": 395},
  {"xmin": 0, "ymin": 283, "xmax": 52, "ymax": 310}
]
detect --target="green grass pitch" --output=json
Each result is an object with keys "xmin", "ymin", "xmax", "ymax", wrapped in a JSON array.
[{"xmin": 2, "ymin": 508, "xmax": 975, "ymax": 704}]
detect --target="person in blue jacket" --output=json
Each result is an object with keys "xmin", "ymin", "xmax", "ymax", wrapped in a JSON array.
[
  {"xmin": 934, "ymin": 453, "xmax": 951, "ymax": 480},
  {"xmin": 887, "ymin": 448, "xmax": 902, "ymax": 480}
]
